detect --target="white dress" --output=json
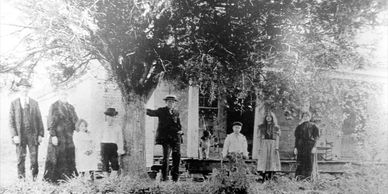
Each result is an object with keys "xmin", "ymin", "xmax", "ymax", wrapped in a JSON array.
[{"xmin": 74, "ymin": 131, "xmax": 98, "ymax": 172}]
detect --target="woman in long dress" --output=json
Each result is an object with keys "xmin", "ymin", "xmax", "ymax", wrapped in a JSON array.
[
  {"xmin": 294, "ymin": 112, "xmax": 319, "ymax": 180},
  {"xmin": 256, "ymin": 112, "xmax": 281, "ymax": 182},
  {"xmin": 74, "ymin": 119, "xmax": 98, "ymax": 180},
  {"xmin": 44, "ymin": 90, "xmax": 78, "ymax": 183}
]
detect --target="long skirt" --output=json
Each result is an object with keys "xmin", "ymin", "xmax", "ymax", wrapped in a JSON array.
[
  {"xmin": 44, "ymin": 136, "xmax": 78, "ymax": 183},
  {"xmin": 295, "ymin": 144, "xmax": 315, "ymax": 179},
  {"xmin": 256, "ymin": 139, "xmax": 281, "ymax": 172}
]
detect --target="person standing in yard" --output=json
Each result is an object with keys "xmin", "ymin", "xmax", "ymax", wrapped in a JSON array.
[
  {"xmin": 256, "ymin": 112, "xmax": 281, "ymax": 182},
  {"xmin": 146, "ymin": 94, "xmax": 183, "ymax": 182},
  {"xmin": 44, "ymin": 89, "xmax": 79, "ymax": 183},
  {"xmin": 222, "ymin": 121, "xmax": 249, "ymax": 159},
  {"xmin": 99, "ymin": 108, "xmax": 125, "ymax": 177},
  {"xmin": 294, "ymin": 112, "xmax": 320, "ymax": 180},
  {"xmin": 74, "ymin": 119, "xmax": 98, "ymax": 180},
  {"xmin": 9, "ymin": 79, "xmax": 44, "ymax": 180}
]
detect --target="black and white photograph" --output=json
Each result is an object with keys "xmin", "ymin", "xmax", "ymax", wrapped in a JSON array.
[{"xmin": 0, "ymin": 0, "xmax": 387, "ymax": 193}]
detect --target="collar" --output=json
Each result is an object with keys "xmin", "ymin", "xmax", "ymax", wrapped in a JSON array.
[{"xmin": 19, "ymin": 97, "xmax": 29, "ymax": 103}]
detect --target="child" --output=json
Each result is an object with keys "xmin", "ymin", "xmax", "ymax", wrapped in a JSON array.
[
  {"xmin": 100, "ymin": 108, "xmax": 125, "ymax": 177},
  {"xmin": 222, "ymin": 121, "xmax": 249, "ymax": 159},
  {"xmin": 256, "ymin": 112, "xmax": 281, "ymax": 182},
  {"xmin": 74, "ymin": 119, "xmax": 98, "ymax": 180}
]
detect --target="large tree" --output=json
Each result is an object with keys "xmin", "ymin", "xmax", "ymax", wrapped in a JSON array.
[{"xmin": 1, "ymin": 0, "xmax": 386, "ymax": 173}]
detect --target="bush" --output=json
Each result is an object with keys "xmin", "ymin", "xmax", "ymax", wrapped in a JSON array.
[{"xmin": 208, "ymin": 153, "xmax": 256, "ymax": 194}]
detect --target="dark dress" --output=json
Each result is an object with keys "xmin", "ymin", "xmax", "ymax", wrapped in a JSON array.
[
  {"xmin": 294, "ymin": 121, "xmax": 319, "ymax": 179},
  {"xmin": 44, "ymin": 100, "xmax": 78, "ymax": 183}
]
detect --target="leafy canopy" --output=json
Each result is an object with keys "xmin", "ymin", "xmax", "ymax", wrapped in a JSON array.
[{"xmin": 0, "ymin": 0, "xmax": 385, "ymax": 106}]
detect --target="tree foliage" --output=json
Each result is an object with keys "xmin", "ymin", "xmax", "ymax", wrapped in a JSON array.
[
  {"xmin": 1, "ymin": 0, "xmax": 386, "ymax": 101},
  {"xmin": 0, "ymin": 0, "xmax": 387, "ymax": 168}
]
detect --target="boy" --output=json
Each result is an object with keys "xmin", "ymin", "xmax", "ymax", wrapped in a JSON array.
[
  {"xmin": 99, "ymin": 108, "xmax": 125, "ymax": 177},
  {"xmin": 222, "ymin": 121, "xmax": 249, "ymax": 159}
]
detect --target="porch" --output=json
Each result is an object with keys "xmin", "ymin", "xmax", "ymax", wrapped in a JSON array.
[{"xmin": 148, "ymin": 156, "xmax": 355, "ymax": 181}]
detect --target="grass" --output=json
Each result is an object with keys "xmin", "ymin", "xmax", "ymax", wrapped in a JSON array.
[{"xmin": 1, "ymin": 164, "xmax": 387, "ymax": 194}]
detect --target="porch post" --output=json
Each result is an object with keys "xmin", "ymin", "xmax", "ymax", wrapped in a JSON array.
[
  {"xmin": 252, "ymin": 95, "xmax": 265, "ymax": 159},
  {"xmin": 187, "ymin": 85, "xmax": 199, "ymax": 158}
]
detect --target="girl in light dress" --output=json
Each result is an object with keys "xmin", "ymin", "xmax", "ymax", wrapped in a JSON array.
[
  {"xmin": 256, "ymin": 112, "xmax": 281, "ymax": 182},
  {"xmin": 74, "ymin": 119, "xmax": 98, "ymax": 180}
]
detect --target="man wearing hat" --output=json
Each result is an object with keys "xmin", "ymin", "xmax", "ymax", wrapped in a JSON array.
[
  {"xmin": 146, "ymin": 94, "xmax": 183, "ymax": 182},
  {"xmin": 222, "ymin": 121, "xmax": 249, "ymax": 159},
  {"xmin": 9, "ymin": 78, "xmax": 44, "ymax": 180}
]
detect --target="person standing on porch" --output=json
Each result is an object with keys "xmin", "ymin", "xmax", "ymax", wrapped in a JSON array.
[
  {"xmin": 9, "ymin": 79, "xmax": 44, "ymax": 180},
  {"xmin": 294, "ymin": 112, "xmax": 320, "ymax": 180},
  {"xmin": 99, "ymin": 108, "xmax": 125, "ymax": 178},
  {"xmin": 256, "ymin": 112, "xmax": 281, "ymax": 182},
  {"xmin": 146, "ymin": 94, "xmax": 183, "ymax": 182},
  {"xmin": 222, "ymin": 121, "xmax": 249, "ymax": 159}
]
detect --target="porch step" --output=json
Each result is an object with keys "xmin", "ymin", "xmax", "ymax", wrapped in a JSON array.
[{"xmin": 181, "ymin": 158, "xmax": 359, "ymax": 175}]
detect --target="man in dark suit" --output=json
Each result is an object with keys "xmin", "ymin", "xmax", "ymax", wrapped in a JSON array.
[
  {"xmin": 9, "ymin": 79, "xmax": 44, "ymax": 180},
  {"xmin": 146, "ymin": 94, "xmax": 183, "ymax": 182}
]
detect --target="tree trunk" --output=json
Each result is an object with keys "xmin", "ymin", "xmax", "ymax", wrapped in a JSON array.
[{"xmin": 120, "ymin": 94, "xmax": 148, "ymax": 177}]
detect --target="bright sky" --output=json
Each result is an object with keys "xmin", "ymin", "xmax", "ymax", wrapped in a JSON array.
[{"xmin": 0, "ymin": 1, "xmax": 23, "ymax": 55}]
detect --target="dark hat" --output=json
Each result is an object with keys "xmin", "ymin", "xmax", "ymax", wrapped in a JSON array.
[
  {"xmin": 16, "ymin": 79, "xmax": 32, "ymax": 87},
  {"xmin": 163, "ymin": 94, "xmax": 178, "ymax": 101},
  {"xmin": 232, "ymin": 121, "xmax": 243, "ymax": 127},
  {"xmin": 104, "ymin": 108, "xmax": 118, "ymax": 116}
]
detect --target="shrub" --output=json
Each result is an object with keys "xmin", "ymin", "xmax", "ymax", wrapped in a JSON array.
[{"xmin": 208, "ymin": 153, "xmax": 256, "ymax": 194}]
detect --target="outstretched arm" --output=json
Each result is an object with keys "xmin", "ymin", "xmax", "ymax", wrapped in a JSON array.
[{"xmin": 146, "ymin": 108, "xmax": 159, "ymax": 117}]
